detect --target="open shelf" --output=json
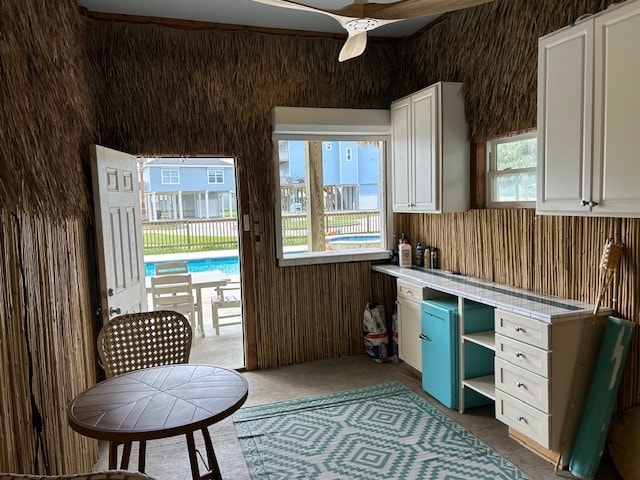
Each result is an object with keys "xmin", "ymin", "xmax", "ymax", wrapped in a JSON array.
[
  {"xmin": 462, "ymin": 375, "xmax": 495, "ymax": 400},
  {"xmin": 462, "ymin": 331, "xmax": 496, "ymax": 351}
]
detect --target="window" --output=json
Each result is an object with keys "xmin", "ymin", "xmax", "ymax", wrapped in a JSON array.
[
  {"xmin": 345, "ymin": 147, "xmax": 353, "ymax": 161},
  {"xmin": 161, "ymin": 169, "xmax": 179, "ymax": 185},
  {"xmin": 207, "ymin": 169, "xmax": 224, "ymax": 184},
  {"xmin": 487, "ymin": 131, "xmax": 537, "ymax": 208},
  {"xmin": 272, "ymin": 107, "xmax": 391, "ymax": 266}
]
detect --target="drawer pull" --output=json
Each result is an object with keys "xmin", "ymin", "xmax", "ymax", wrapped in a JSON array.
[
  {"xmin": 517, "ymin": 416, "xmax": 525, "ymax": 422},
  {"xmin": 419, "ymin": 333, "xmax": 429, "ymax": 340},
  {"xmin": 515, "ymin": 326, "xmax": 524, "ymax": 332},
  {"xmin": 517, "ymin": 382, "xmax": 525, "ymax": 388},
  {"xmin": 515, "ymin": 352, "xmax": 524, "ymax": 358}
]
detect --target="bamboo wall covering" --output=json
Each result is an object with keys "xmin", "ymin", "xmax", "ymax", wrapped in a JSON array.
[{"xmin": 0, "ymin": 211, "xmax": 98, "ymax": 473}]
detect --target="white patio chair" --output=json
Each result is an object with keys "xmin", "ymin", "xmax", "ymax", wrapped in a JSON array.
[
  {"xmin": 211, "ymin": 280, "xmax": 242, "ymax": 335},
  {"xmin": 154, "ymin": 261, "xmax": 188, "ymax": 275},
  {"xmin": 150, "ymin": 273, "xmax": 196, "ymax": 332}
]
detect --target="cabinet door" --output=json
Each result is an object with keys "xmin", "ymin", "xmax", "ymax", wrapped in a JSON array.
[
  {"xmin": 537, "ymin": 22, "xmax": 594, "ymax": 215},
  {"xmin": 412, "ymin": 86, "xmax": 438, "ymax": 211},
  {"xmin": 397, "ymin": 297, "xmax": 422, "ymax": 372},
  {"xmin": 592, "ymin": 1, "xmax": 640, "ymax": 216},
  {"xmin": 391, "ymin": 98, "xmax": 413, "ymax": 212}
]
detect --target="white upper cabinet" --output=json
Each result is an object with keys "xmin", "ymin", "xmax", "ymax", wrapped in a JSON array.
[
  {"xmin": 391, "ymin": 82, "xmax": 470, "ymax": 213},
  {"xmin": 537, "ymin": 0, "xmax": 640, "ymax": 217}
]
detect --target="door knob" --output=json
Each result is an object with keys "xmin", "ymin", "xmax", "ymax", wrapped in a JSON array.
[{"xmin": 109, "ymin": 307, "xmax": 122, "ymax": 316}]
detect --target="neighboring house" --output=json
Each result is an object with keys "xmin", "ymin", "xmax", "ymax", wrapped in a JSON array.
[
  {"xmin": 142, "ymin": 157, "xmax": 236, "ymax": 220},
  {"xmin": 145, "ymin": 142, "xmax": 381, "ymax": 220},
  {"xmin": 279, "ymin": 140, "xmax": 381, "ymax": 213}
]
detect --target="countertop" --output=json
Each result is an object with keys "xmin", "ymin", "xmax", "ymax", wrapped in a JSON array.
[{"xmin": 372, "ymin": 264, "xmax": 610, "ymax": 323}]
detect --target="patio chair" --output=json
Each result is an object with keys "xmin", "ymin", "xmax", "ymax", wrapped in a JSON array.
[
  {"xmin": 150, "ymin": 273, "xmax": 196, "ymax": 332},
  {"xmin": 96, "ymin": 311, "xmax": 192, "ymax": 473},
  {"xmin": 0, "ymin": 471, "xmax": 156, "ymax": 480},
  {"xmin": 154, "ymin": 261, "xmax": 188, "ymax": 275},
  {"xmin": 211, "ymin": 280, "xmax": 242, "ymax": 335}
]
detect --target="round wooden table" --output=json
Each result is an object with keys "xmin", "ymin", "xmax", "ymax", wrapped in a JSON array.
[{"xmin": 68, "ymin": 364, "xmax": 248, "ymax": 480}]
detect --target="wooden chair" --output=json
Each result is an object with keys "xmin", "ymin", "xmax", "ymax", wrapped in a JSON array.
[
  {"xmin": 96, "ymin": 311, "xmax": 192, "ymax": 472},
  {"xmin": 150, "ymin": 273, "xmax": 196, "ymax": 333},
  {"xmin": 210, "ymin": 280, "xmax": 242, "ymax": 336},
  {"xmin": 0, "ymin": 472, "xmax": 155, "ymax": 480},
  {"xmin": 154, "ymin": 261, "xmax": 188, "ymax": 275}
]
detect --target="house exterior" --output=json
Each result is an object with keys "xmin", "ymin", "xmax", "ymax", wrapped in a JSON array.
[
  {"xmin": 142, "ymin": 157, "xmax": 237, "ymax": 220},
  {"xmin": 145, "ymin": 142, "xmax": 382, "ymax": 220},
  {"xmin": 279, "ymin": 140, "xmax": 382, "ymax": 213}
]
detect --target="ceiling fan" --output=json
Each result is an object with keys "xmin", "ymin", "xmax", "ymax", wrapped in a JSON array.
[{"xmin": 251, "ymin": 0, "xmax": 495, "ymax": 61}]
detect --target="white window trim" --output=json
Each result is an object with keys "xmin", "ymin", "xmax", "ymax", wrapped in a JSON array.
[
  {"xmin": 161, "ymin": 168, "xmax": 180, "ymax": 185},
  {"xmin": 486, "ymin": 131, "xmax": 537, "ymax": 209},
  {"xmin": 271, "ymin": 106, "xmax": 392, "ymax": 267}
]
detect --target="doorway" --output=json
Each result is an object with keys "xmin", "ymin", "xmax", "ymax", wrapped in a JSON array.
[{"xmin": 139, "ymin": 155, "xmax": 245, "ymax": 369}]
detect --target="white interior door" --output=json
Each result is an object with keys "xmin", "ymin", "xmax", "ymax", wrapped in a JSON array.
[{"xmin": 91, "ymin": 144, "xmax": 147, "ymax": 325}]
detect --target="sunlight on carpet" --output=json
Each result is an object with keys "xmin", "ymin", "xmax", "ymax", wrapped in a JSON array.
[{"xmin": 233, "ymin": 382, "xmax": 531, "ymax": 480}]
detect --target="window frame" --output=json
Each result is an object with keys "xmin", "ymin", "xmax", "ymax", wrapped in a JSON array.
[
  {"xmin": 486, "ymin": 131, "xmax": 537, "ymax": 209},
  {"xmin": 161, "ymin": 168, "xmax": 180, "ymax": 185},
  {"xmin": 207, "ymin": 168, "xmax": 225, "ymax": 184},
  {"xmin": 273, "ymin": 134, "xmax": 391, "ymax": 267}
]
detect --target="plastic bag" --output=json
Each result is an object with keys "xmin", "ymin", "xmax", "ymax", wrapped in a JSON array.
[{"xmin": 363, "ymin": 302, "xmax": 389, "ymax": 363}]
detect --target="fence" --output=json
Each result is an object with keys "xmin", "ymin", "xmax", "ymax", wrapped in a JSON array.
[{"xmin": 143, "ymin": 210, "xmax": 381, "ymax": 253}]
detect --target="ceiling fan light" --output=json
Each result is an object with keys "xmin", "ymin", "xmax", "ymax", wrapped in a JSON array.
[{"xmin": 345, "ymin": 18, "xmax": 378, "ymax": 31}]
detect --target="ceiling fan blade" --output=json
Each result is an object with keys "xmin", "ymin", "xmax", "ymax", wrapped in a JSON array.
[
  {"xmin": 369, "ymin": 0, "xmax": 496, "ymax": 20},
  {"xmin": 250, "ymin": 0, "xmax": 349, "ymax": 24},
  {"xmin": 338, "ymin": 30, "xmax": 368, "ymax": 62}
]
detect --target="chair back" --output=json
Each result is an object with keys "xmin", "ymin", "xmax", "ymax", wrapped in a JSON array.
[
  {"xmin": 154, "ymin": 261, "xmax": 188, "ymax": 275},
  {"xmin": 150, "ymin": 273, "xmax": 196, "ymax": 321},
  {"xmin": 97, "ymin": 310, "xmax": 192, "ymax": 378}
]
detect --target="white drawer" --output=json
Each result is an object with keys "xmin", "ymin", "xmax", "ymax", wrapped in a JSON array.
[
  {"xmin": 495, "ymin": 309, "xmax": 549, "ymax": 349},
  {"xmin": 495, "ymin": 334, "xmax": 550, "ymax": 378},
  {"xmin": 495, "ymin": 390, "xmax": 550, "ymax": 449},
  {"xmin": 397, "ymin": 279, "xmax": 423, "ymax": 303},
  {"xmin": 495, "ymin": 357, "xmax": 550, "ymax": 412}
]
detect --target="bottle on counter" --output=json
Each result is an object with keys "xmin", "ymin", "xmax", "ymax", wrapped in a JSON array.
[
  {"xmin": 416, "ymin": 242, "xmax": 424, "ymax": 267},
  {"xmin": 430, "ymin": 246, "xmax": 439, "ymax": 269},
  {"xmin": 399, "ymin": 238, "xmax": 412, "ymax": 268}
]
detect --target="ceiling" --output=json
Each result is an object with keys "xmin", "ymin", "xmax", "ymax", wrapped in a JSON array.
[{"xmin": 77, "ymin": 0, "xmax": 441, "ymax": 39}]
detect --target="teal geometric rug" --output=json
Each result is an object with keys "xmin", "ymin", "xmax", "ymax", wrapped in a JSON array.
[{"xmin": 233, "ymin": 382, "xmax": 531, "ymax": 479}]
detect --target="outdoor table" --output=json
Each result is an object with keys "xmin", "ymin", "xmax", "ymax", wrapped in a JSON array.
[{"xmin": 67, "ymin": 364, "xmax": 248, "ymax": 480}]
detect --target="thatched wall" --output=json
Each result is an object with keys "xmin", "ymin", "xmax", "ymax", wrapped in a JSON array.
[
  {"xmin": 83, "ymin": 20, "xmax": 402, "ymax": 370},
  {"xmin": 0, "ymin": 0, "xmax": 98, "ymax": 474}
]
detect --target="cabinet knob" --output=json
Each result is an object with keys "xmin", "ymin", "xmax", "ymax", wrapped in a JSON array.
[
  {"xmin": 581, "ymin": 199, "xmax": 589, "ymax": 206},
  {"xmin": 515, "ymin": 352, "xmax": 524, "ymax": 358},
  {"xmin": 517, "ymin": 382, "xmax": 525, "ymax": 388},
  {"xmin": 515, "ymin": 326, "xmax": 524, "ymax": 332},
  {"xmin": 419, "ymin": 333, "xmax": 429, "ymax": 340},
  {"xmin": 517, "ymin": 416, "xmax": 525, "ymax": 422}
]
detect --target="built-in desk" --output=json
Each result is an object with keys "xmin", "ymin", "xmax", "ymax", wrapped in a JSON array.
[
  {"xmin": 373, "ymin": 264, "xmax": 611, "ymax": 464},
  {"xmin": 373, "ymin": 265, "xmax": 605, "ymax": 322}
]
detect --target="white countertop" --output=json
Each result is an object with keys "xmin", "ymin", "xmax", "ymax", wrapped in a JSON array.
[{"xmin": 373, "ymin": 264, "xmax": 610, "ymax": 323}]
